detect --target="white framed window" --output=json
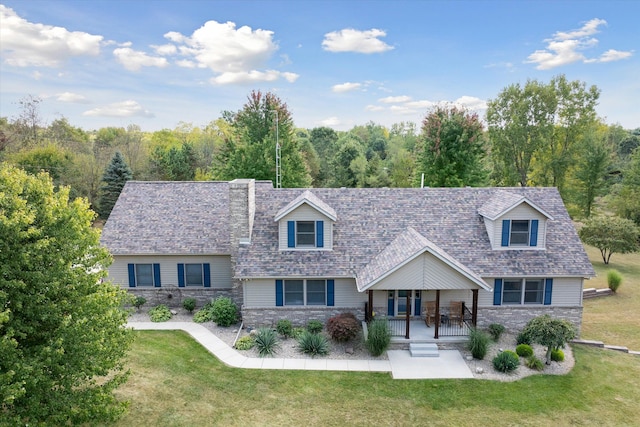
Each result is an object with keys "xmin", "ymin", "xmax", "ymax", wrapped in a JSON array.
[
  {"xmin": 296, "ymin": 221, "xmax": 316, "ymax": 247},
  {"xmin": 510, "ymin": 220, "xmax": 530, "ymax": 245},
  {"xmin": 284, "ymin": 279, "xmax": 326, "ymax": 306},
  {"xmin": 185, "ymin": 264, "xmax": 203, "ymax": 287},
  {"xmin": 502, "ymin": 278, "xmax": 545, "ymax": 305},
  {"xmin": 135, "ymin": 264, "xmax": 154, "ymax": 287}
]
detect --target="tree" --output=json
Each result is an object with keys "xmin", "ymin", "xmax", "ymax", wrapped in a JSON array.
[
  {"xmin": 328, "ymin": 135, "xmax": 364, "ymax": 187},
  {"xmin": 521, "ymin": 315, "xmax": 576, "ymax": 364},
  {"xmin": 99, "ymin": 151, "xmax": 133, "ymax": 218},
  {"xmin": 14, "ymin": 94, "xmax": 44, "ymax": 146},
  {"xmin": 416, "ymin": 105, "xmax": 488, "ymax": 187},
  {"xmin": 579, "ymin": 215, "xmax": 640, "ymax": 264},
  {"xmin": 0, "ymin": 164, "xmax": 132, "ymax": 425},
  {"xmin": 613, "ymin": 148, "xmax": 640, "ymax": 225},
  {"xmin": 487, "ymin": 79, "xmax": 556, "ymax": 186},
  {"xmin": 573, "ymin": 127, "xmax": 610, "ymax": 217},
  {"xmin": 214, "ymin": 91, "xmax": 311, "ymax": 187}
]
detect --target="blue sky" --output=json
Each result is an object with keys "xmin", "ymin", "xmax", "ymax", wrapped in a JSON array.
[{"xmin": 1, "ymin": 0, "xmax": 638, "ymax": 132}]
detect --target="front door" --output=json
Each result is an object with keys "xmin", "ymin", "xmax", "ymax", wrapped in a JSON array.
[{"xmin": 387, "ymin": 290, "xmax": 421, "ymax": 317}]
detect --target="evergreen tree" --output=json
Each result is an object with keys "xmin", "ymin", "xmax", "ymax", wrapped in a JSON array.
[{"xmin": 99, "ymin": 151, "xmax": 132, "ymax": 218}]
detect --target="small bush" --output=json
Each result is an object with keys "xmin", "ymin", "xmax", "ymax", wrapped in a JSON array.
[
  {"xmin": 149, "ymin": 304, "xmax": 172, "ymax": 322},
  {"xmin": 488, "ymin": 323, "xmax": 505, "ymax": 341},
  {"xmin": 254, "ymin": 328, "xmax": 279, "ymax": 357},
  {"xmin": 291, "ymin": 327, "xmax": 306, "ymax": 339},
  {"xmin": 297, "ymin": 331, "xmax": 330, "ymax": 357},
  {"xmin": 211, "ymin": 297, "xmax": 238, "ymax": 327},
  {"xmin": 326, "ymin": 313, "xmax": 361, "ymax": 342},
  {"xmin": 306, "ymin": 320, "xmax": 324, "ymax": 334},
  {"xmin": 234, "ymin": 335, "xmax": 255, "ymax": 350},
  {"xmin": 525, "ymin": 355, "xmax": 544, "ymax": 371},
  {"xmin": 182, "ymin": 297, "xmax": 196, "ymax": 313},
  {"xmin": 516, "ymin": 330, "xmax": 533, "ymax": 345},
  {"xmin": 467, "ymin": 328, "xmax": 491, "ymax": 360},
  {"xmin": 551, "ymin": 349, "xmax": 565, "ymax": 362},
  {"xmin": 492, "ymin": 350, "xmax": 520, "ymax": 373},
  {"xmin": 366, "ymin": 318, "xmax": 391, "ymax": 357},
  {"xmin": 516, "ymin": 343, "xmax": 534, "ymax": 358},
  {"xmin": 193, "ymin": 307, "xmax": 213, "ymax": 323},
  {"xmin": 276, "ymin": 319, "xmax": 293, "ymax": 338},
  {"xmin": 132, "ymin": 296, "xmax": 147, "ymax": 310},
  {"xmin": 607, "ymin": 270, "xmax": 623, "ymax": 293}
]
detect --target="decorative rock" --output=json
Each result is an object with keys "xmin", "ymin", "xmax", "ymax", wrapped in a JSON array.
[
  {"xmin": 476, "ymin": 367, "xmax": 484, "ymax": 374},
  {"xmin": 170, "ymin": 310, "xmax": 178, "ymax": 315},
  {"xmin": 466, "ymin": 355, "xmax": 473, "ymax": 361},
  {"xmin": 345, "ymin": 347, "xmax": 354, "ymax": 355},
  {"xmin": 249, "ymin": 329, "xmax": 258, "ymax": 336}
]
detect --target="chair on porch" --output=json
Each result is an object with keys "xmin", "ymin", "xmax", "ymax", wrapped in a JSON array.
[
  {"xmin": 423, "ymin": 300, "xmax": 437, "ymax": 327},
  {"xmin": 449, "ymin": 301, "xmax": 463, "ymax": 326}
]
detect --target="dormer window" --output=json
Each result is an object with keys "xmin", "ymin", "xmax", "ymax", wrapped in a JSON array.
[
  {"xmin": 276, "ymin": 190, "xmax": 335, "ymax": 251},
  {"xmin": 296, "ymin": 221, "xmax": 316, "ymax": 247},
  {"xmin": 510, "ymin": 220, "xmax": 531, "ymax": 245},
  {"xmin": 501, "ymin": 219, "xmax": 539, "ymax": 247}
]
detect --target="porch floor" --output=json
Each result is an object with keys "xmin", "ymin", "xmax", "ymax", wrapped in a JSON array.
[{"xmin": 389, "ymin": 320, "xmax": 469, "ymax": 344}]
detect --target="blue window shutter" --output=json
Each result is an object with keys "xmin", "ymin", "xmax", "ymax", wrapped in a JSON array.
[
  {"xmin": 387, "ymin": 293, "xmax": 394, "ymax": 316},
  {"xmin": 128, "ymin": 264, "xmax": 136, "ymax": 287},
  {"xmin": 153, "ymin": 263, "xmax": 161, "ymax": 287},
  {"xmin": 203, "ymin": 263, "xmax": 211, "ymax": 288},
  {"xmin": 177, "ymin": 264, "xmax": 185, "ymax": 287},
  {"xmin": 275, "ymin": 280, "xmax": 283, "ymax": 306},
  {"xmin": 501, "ymin": 220, "xmax": 511, "ymax": 247},
  {"xmin": 544, "ymin": 278, "xmax": 553, "ymax": 305},
  {"xmin": 494, "ymin": 279, "xmax": 503, "ymax": 305},
  {"xmin": 327, "ymin": 279, "xmax": 334, "ymax": 306},
  {"xmin": 316, "ymin": 221, "xmax": 324, "ymax": 248},
  {"xmin": 287, "ymin": 221, "xmax": 295, "ymax": 248},
  {"xmin": 529, "ymin": 220, "xmax": 539, "ymax": 247}
]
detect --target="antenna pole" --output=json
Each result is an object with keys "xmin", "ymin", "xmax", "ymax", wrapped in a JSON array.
[{"xmin": 273, "ymin": 110, "xmax": 281, "ymax": 189}]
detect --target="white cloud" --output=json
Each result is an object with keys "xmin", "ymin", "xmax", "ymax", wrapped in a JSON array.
[
  {"xmin": 319, "ymin": 116, "xmax": 341, "ymax": 126},
  {"xmin": 113, "ymin": 47, "xmax": 169, "ymax": 71},
  {"xmin": 332, "ymin": 82, "xmax": 362, "ymax": 93},
  {"xmin": 322, "ymin": 28, "xmax": 394, "ymax": 53},
  {"xmin": 32, "ymin": 70, "xmax": 43, "ymax": 80},
  {"xmin": 0, "ymin": 5, "xmax": 102, "ymax": 67},
  {"xmin": 365, "ymin": 105, "xmax": 384, "ymax": 112},
  {"xmin": 525, "ymin": 18, "xmax": 633, "ymax": 70},
  {"xmin": 378, "ymin": 95, "xmax": 412, "ymax": 104},
  {"xmin": 83, "ymin": 100, "xmax": 154, "ymax": 118},
  {"xmin": 454, "ymin": 96, "xmax": 487, "ymax": 111},
  {"xmin": 210, "ymin": 70, "xmax": 299, "ymax": 85},
  {"xmin": 152, "ymin": 43, "xmax": 177, "ymax": 55},
  {"xmin": 57, "ymin": 92, "xmax": 90, "ymax": 103},
  {"xmin": 176, "ymin": 59, "xmax": 198, "ymax": 68}
]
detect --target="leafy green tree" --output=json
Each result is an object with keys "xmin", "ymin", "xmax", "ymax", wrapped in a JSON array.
[
  {"xmin": 9, "ymin": 144, "xmax": 76, "ymax": 187},
  {"xmin": 388, "ymin": 148, "xmax": 415, "ymax": 187},
  {"xmin": 99, "ymin": 151, "xmax": 132, "ymax": 218},
  {"xmin": 309, "ymin": 126, "xmax": 338, "ymax": 186},
  {"xmin": 613, "ymin": 148, "xmax": 640, "ymax": 225},
  {"xmin": 573, "ymin": 127, "xmax": 611, "ymax": 218},
  {"xmin": 521, "ymin": 315, "xmax": 576, "ymax": 364},
  {"xmin": 416, "ymin": 106, "xmax": 488, "ymax": 187},
  {"xmin": 0, "ymin": 164, "xmax": 132, "ymax": 425},
  {"xmin": 214, "ymin": 91, "xmax": 311, "ymax": 187},
  {"xmin": 329, "ymin": 135, "xmax": 364, "ymax": 187},
  {"xmin": 579, "ymin": 215, "xmax": 640, "ymax": 264},
  {"xmin": 487, "ymin": 79, "xmax": 556, "ymax": 186}
]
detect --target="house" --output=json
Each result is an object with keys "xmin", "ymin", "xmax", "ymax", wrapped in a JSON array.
[{"xmin": 101, "ymin": 179, "xmax": 595, "ymax": 338}]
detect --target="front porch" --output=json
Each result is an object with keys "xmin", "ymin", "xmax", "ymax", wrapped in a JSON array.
[{"xmin": 386, "ymin": 320, "xmax": 470, "ymax": 343}]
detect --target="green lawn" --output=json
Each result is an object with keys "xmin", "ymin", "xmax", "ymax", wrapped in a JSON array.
[
  {"xmin": 581, "ymin": 246, "xmax": 640, "ymax": 350},
  {"xmin": 112, "ymin": 331, "xmax": 639, "ymax": 427}
]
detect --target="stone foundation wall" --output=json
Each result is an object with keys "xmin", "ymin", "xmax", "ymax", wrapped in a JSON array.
[
  {"xmin": 125, "ymin": 286, "xmax": 242, "ymax": 310},
  {"xmin": 241, "ymin": 306, "xmax": 365, "ymax": 328},
  {"xmin": 477, "ymin": 306, "xmax": 583, "ymax": 335}
]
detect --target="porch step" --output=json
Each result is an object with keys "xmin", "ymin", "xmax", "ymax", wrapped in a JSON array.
[{"xmin": 409, "ymin": 343, "xmax": 439, "ymax": 357}]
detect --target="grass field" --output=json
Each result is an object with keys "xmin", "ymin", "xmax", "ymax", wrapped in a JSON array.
[{"xmin": 581, "ymin": 246, "xmax": 640, "ymax": 350}]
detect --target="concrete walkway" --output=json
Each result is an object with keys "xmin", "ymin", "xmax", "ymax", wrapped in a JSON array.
[{"xmin": 128, "ymin": 322, "xmax": 474, "ymax": 379}]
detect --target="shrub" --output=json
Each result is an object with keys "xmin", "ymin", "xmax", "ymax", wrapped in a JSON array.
[
  {"xmin": 516, "ymin": 330, "xmax": 532, "ymax": 345},
  {"xmin": 193, "ymin": 307, "xmax": 213, "ymax": 323},
  {"xmin": 306, "ymin": 320, "xmax": 324, "ymax": 334},
  {"xmin": 254, "ymin": 328, "xmax": 279, "ymax": 357},
  {"xmin": 516, "ymin": 343, "xmax": 534, "ymax": 358},
  {"xmin": 488, "ymin": 323, "xmax": 505, "ymax": 341},
  {"xmin": 551, "ymin": 349, "xmax": 565, "ymax": 362},
  {"xmin": 525, "ymin": 355, "xmax": 544, "ymax": 371},
  {"xmin": 467, "ymin": 327, "xmax": 491, "ymax": 360},
  {"xmin": 182, "ymin": 297, "xmax": 196, "ymax": 313},
  {"xmin": 276, "ymin": 319, "xmax": 293, "ymax": 338},
  {"xmin": 149, "ymin": 304, "xmax": 172, "ymax": 322},
  {"xmin": 291, "ymin": 327, "xmax": 306, "ymax": 339},
  {"xmin": 297, "ymin": 331, "xmax": 330, "ymax": 357},
  {"xmin": 492, "ymin": 350, "xmax": 520, "ymax": 373},
  {"xmin": 326, "ymin": 313, "xmax": 361, "ymax": 342},
  {"xmin": 522, "ymin": 315, "xmax": 576, "ymax": 364},
  {"xmin": 234, "ymin": 335, "xmax": 255, "ymax": 350},
  {"xmin": 132, "ymin": 296, "xmax": 147, "ymax": 310},
  {"xmin": 607, "ymin": 270, "xmax": 623, "ymax": 293},
  {"xmin": 211, "ymin": 297, "xmax": 238, "ymax": 327},
  {"xmin": 366, "ymin": 318, "xmax": 391, "ymax": 357}
]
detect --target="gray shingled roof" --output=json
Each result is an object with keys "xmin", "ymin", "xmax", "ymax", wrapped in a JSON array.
[
  {"xmin": 100, "ymin": 181, "xmax": 231, "ymax": 255},
  {"xmin": 235, "ymin": 186, "xmax": 595, "ymax": 279},
  {"xmin": 356, "ymin": 227, "xmax": 490, "ymax": 292},
  {"xmin": 478, "ymin": 189, "xmax": 553, "ymax": 220},
  {"xmin": 274, "ymin": 190, "xmax": 337, "ymax": 221}
]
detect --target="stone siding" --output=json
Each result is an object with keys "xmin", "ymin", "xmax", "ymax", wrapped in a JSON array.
[
  {"xmin": 241, "ymin": 306, "xmax": 364, "ymax": 328},
  {"xmin": 125, "ymin": 286, "xmax": 241, "ymax": 310},
  {"xmin": 477, "ymin": 306, "xmax": 583, "ymax": 334}
]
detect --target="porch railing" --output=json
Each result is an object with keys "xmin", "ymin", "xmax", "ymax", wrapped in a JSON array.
[
  {"xmin": 383, "ymin": 303, "xmax": 474, "ymax": 338},
  {"xmin": 386, "ymin": 318, "xmax": 409, "ymax": 337}
]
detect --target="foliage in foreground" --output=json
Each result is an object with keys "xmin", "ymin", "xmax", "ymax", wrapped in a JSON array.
[
  {"xmin": 254, "ymin": 328, "xmax": 279, "ymax": 357},
  {"xmin": 468, "ymin": 327, "xmax": 491, "ymax": 360},
  {"xmin": 149, "ymin": 304, "xmax": 172, "ymax": 322},
  {"xmin": 234, "ymin": 335, "xmax": 255, "ymax": 350},
  {"xmin": 366, "ymin": 318, "xmax": 391, "ymax": 357},
  {"xmin": 488, "ymin": 323, "xmax": 505, "ymax": 341},
  {"xmin": 276, "ymin": 319, "xmax": 294, "ymax": 338},
  {"xmin": 297, "ymin": 331, "xmax": 330, "ymax": 357},
  {"xmin": 0, "ymin": 164, "xmax": 132, "ymax": 425},
  {"xmin": 306, "ymin": 319, "xmax": 324, "ymax": 334},
  {"xmin": 182, "ymin": 297, "xmax": 196, "ymax": 313},
  {"xmin": 326, "ymin": 312, "xmax": 361, "ymax": 342}
]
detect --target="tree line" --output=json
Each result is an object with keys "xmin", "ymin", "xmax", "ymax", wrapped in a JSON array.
[{"xmin": 1, "ymin": 75, "xmax": 639, "ymax": 225}]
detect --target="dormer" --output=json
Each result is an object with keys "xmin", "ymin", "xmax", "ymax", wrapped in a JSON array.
[
  {"xmin": 478, "ymin": 190, "xmax": 554, "ymax": 250},
  {"xmin": 274, "ymin": 190, "xmax": 337, "ymax": 251}
]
